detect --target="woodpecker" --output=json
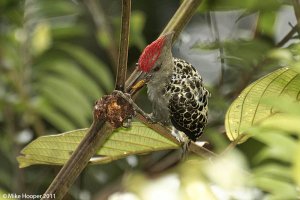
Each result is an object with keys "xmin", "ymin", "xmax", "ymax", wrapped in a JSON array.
[{"xmin": 136, "ymin": 32, "xmax": 210, "ymax": 143}]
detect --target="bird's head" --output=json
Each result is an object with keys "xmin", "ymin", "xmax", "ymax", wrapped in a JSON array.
[
  {"xmin": 138, "ymin": 32, "xmax": 174, "ymax": 74},
  {"xmin": 128, "ymin": 32, "xmax": 174, "ymax": 94}
]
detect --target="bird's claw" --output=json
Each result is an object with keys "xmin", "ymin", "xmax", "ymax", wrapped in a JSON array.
[
  {"xmin": 145, "ymin": 113, "xmax": 158, "ymax": 124},
  {"xmin": 122, "ymin": 117, "xmax": 132, "ymax": 128}
]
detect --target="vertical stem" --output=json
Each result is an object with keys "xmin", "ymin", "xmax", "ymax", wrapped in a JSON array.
[{"xmin": 115, "ymin": 0, "xmax": 131, "ymax": 91}]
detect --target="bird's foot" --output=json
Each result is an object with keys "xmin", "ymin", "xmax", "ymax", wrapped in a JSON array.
[
  {"xmin": 144, "ymin": 113, "xmax": 159, "ymax": 124},
  {"xmin": 171, "ymin": 128, "xmax": 187, "ymax": 143},
  {"xmin": 122, "ymin": 117, "xmax": 132, "ymax": 128},
  {"xmin": 181, "ymin": 140, "xmax": 191, "ymax": 160},
  {"xmin": 171, "ymin": 128, "xmax": 191, "ymax": 159}
]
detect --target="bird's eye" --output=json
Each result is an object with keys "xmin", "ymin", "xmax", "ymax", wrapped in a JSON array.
[{"xmin": 153, "ymin": 64, "xmax": 161, "ymax": 72}]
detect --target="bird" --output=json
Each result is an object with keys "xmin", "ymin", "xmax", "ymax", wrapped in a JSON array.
[{"xmin": 136, "ymin": 32, "xmax": 210, "ymax": 148}]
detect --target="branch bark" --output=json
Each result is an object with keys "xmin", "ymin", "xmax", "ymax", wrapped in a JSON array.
[
  {"xmin": 276, "ymin": 24, "xmax": 298, "ymax": 47},
  {"xmin": 42, "ymin": 120, "xmax": 112, "ymax": 200},
  {"xmin": 115, "ymin": 0, "xmax": 131, "ymax": 91},
  {"xmin": 292, "ymin": 0, "xmax": 300, "ymax": 38},
  {"xmin": 41, "ymin": 93, "xmax": 135, "ymax": 200},
  {"xmin": 161, "ymin": 0, "xmax": 203, "ymax": 42}
]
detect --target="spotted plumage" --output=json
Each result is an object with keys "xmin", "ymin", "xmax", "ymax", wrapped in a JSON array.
[
  {"xmin": 166, "ymin": 58, "xmax": 210, "ymax": 141},
  {"xmin": 137, "ymin": 32, "xmax": 210, "ymax": 143}
]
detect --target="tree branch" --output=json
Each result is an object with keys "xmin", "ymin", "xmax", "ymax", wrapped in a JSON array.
[
  {"xmin": 115, "ymin": 0, "xmax": 131, "ymax": 91},
  {"xmin": 292, "ymin": 0, "xmax": 300, "ymax": 38},
  {"xmin": 42, "ymin": 120, "xmax": 112, "ymax": 200},
  {"xmin": 135, "ymin": 113, "xmax": 180, "ymax": 145},
  {"xmin": 276, "ymin": 23, "xmax": 298, "ymax": 47},
  {"xmin": 161, "ymin": 0, "xmax": 203, "ymax": 42},
  {"xmin": 42, "ymin": 93, "xmax": 135, "ymax": 200},
  {"xmin": 189, "ymin": 142, "xmax": 217, "ymax": 157}
]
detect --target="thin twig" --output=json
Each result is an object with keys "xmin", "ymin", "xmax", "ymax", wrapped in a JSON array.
[
  {"xmin": 115, "ymin": 0, "xmax": 131, "ymax": 91},
  {"xmin": 229, "ymin": 21, "xmax": 300, "ymax": 98},
  {"xmin": 189, "ymin": 142, "xmax": 217, "ymax": 157},
  {"xmin": 292, "ymin": 0, "xmax": 300, "ymax": 39},
  {"xmin": 276, "ymin": 24, "xmax": 298, "ymax": 47},
  {"xmin": 161, "ymin": 0, "xmax": 203, "ymax": 42}
]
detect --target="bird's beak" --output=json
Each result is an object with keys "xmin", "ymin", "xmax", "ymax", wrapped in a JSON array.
[{"xmin": 125, "ymin": 67, "xmax": 149, "ymax": 95}]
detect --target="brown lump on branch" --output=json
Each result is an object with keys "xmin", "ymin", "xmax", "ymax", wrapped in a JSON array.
[{"xmin": 93, "ymin": 92, "xmax": 134, "ymax": 128}]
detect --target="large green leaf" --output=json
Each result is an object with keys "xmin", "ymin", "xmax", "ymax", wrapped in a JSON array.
[
  {"xmin": 36, "ymin": 100, "xmax": 76, "ymax": 131},
  {"xmin": 225, "ymin": 67, "xmax": 300, "ymax": 143},
  {"xmin": 37, "ymin": 76, "xmax": 92, "ymax": 127},
  {"xmin": 253, "ymin": 176, "xmax": 299, "ymax": 199},
  {"xmin": 294, "ymin": 142, "xmax": 300, "ymax": 187},
  {"xmin": 58, "ymin": 43, "xmax": 114, "ymax": 92},
  {"xmin": 36, "ymin": 58, "xmax": 104, "ymax": 99},
  {"xmin": 253, "ymin": 164, "xmax": 292, "ymax": 180},
  {"xmin": 253, "ymin": 131, "xmax": 297, "ymax": 163},
  {"xmin": 17, "ymin": 122, "xmax": 179, "ymax": 168}
]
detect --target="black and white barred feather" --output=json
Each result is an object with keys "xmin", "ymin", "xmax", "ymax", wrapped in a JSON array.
[{"xmin": 164, "ymin": 58, "xmax": 210, "ymax": 141}]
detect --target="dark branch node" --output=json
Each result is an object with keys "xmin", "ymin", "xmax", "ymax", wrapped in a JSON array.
[{"xmin": 94, "ymin": 92, "xmax": 135, "ymax": 128}]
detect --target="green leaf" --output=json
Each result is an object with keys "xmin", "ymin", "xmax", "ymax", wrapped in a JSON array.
[
  {"xmin": 38, "ymin": 0, "xmax": 80, "ymax": 17},
  {"xmin": 256, "ymin": 11, "xmax": 276, "ymax": 37},
  {"xmin": 252, "ymin": 131, "xmax": 297, "ymax": 163},
  {"xmin": 36, "ymin": 76, "xmax": 92, "ymax": 128},
  {"xmin": 58, "ymin": 43, "xmax": 114, "ymax": 92},
  {"xmin": 36, "ymin": 100, "xmax": 76, "ymax": 131},
  {"xmin": 294, "ymin": 142, "xmax": 300, "ymax": 187},
  {"xmin": 254, "ymin": 146, "xmax": 293, "ymax": 164},
  {"xmin": 130, "ymin": 11, "xmax": 146, "ymax": 50},
  {"xmin": 37, "ymin": 58, "xmax": 104, "ymax": 99},
  {"xmin": 17, "ymin": 122, "xmax": 179, "ymax": 168},
  {"xmin": 260, "ymin": 114, "xmax": 300, "ymax": 135},
  {"xmin": 223, "ymin": 39, "xmax": 272, "ymax": 69},
  {"xmin": 254, "ymin": 176, "xmax": 298, "ymax": 199},
  {"xmin": 225, "ymin": 67, "xmax": 300, "ymax": 143},
  {"xmin": 253, "ymin": 164, "xmax": 292, "ymax": 180},
  {"xmin": 198, "ymin": 0, "xmax": 281, "ymax": 12},
  {"xmin": 39, "ymin": 76, "xmax": 91, "ymax": 111}
]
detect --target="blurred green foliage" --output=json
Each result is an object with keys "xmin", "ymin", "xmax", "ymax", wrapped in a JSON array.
[{"xmin": 0, "ymin": 0, "xmax": 300, "ymax": 199}]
